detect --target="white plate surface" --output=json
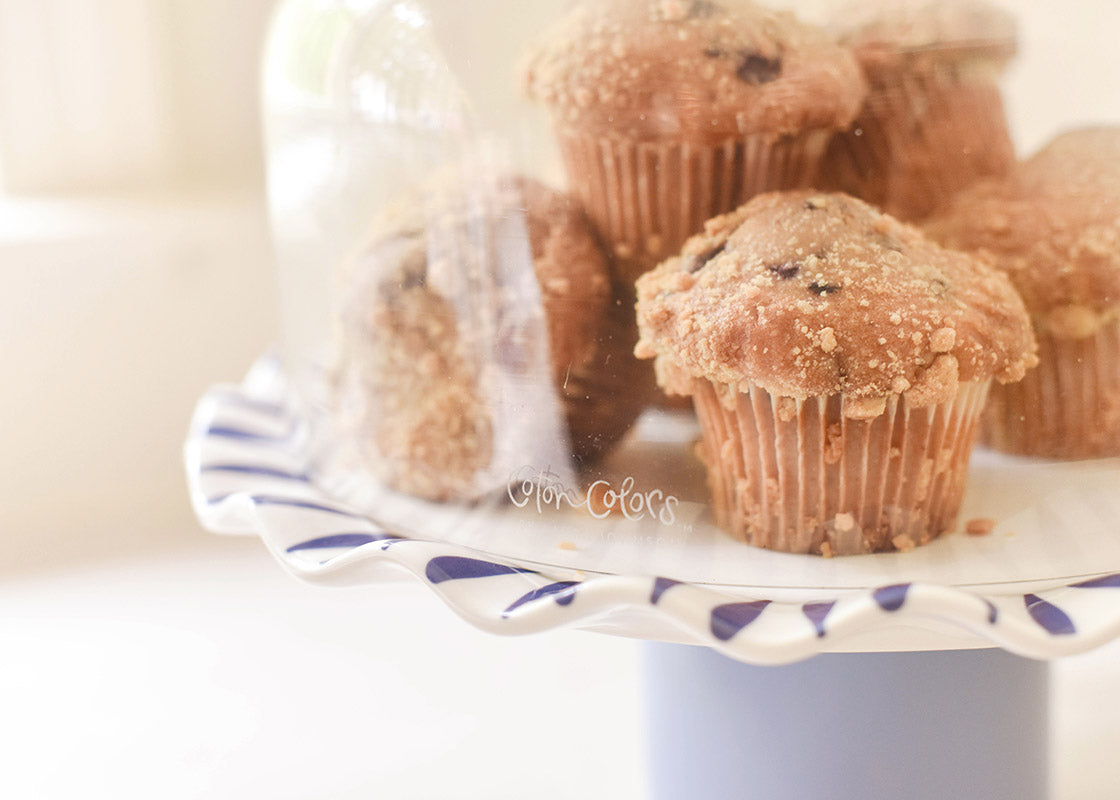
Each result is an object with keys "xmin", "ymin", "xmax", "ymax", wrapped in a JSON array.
[{"xmin": 185, "ymin": 357, "xmax": 1120, "ymax": 665}]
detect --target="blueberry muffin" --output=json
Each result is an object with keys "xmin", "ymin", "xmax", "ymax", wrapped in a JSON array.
[
  {"xmin": 822, "ymin": 0, "xmax": 1018, "ymax": 221},
  {"xmin": 333, "ymin": 173, "xmax": 646, "ymax": 500},
  {"xmin": 635, "ymin": 190, "xmax": 1036, "ymax": 554},
  {"xmin": 926, "ymin": 127, "xmax": 1120, "ymax": 459},
  {"xmin": 525, "ymin": 0, "xmax": 866, "ymax": 286}
]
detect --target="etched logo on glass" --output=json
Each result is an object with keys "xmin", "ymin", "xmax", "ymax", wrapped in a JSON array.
[{"xmin": 508, "ymin": 466, "xmax": 679, "ymax": 525}]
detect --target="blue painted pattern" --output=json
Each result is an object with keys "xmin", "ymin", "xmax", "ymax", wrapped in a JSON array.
[
  {"xmin": 212, "ymin": 495, "xmax": 363, "ymax": 518},
  {"xmin": 650, "ymin": 577, "xmax": 681, "ymax": 605},
  {"xmin": 503, "ymin": 582, "xmax": 580, "ymax": 617},
  {"xmin": 201, "ymin": 463, "xmax": 310, "ymax": 481},
  {"xmin": 206, "ymin": 392, "xmax": 287, "ymax": 416},
  {"xmin": 802, "ymin": 601, "xmax": 836, "ymax": 638},
  {"xmin": 426, "ymin": 556, "xmax": 537, "ymax": 584},
  {"xmin": 873, "ymin": 583, "xmax": 910, "ymax": 612},
  {"xmin": 1071, "ymin": 573, "xmax": 1120, "ymax": 589},
  {"xmin": 205, "ymin": 424, "xmax": 296, "ymax": 443},
  {"xmin": 1024, "ymin": 594, "xmax": 1076, "ymax": 636},
  {"xmin": 287, "ymin": 533, "xmax": 398, "ymax": 552},
  {"xmin": 711, "ymin": 600, "xmax": 771, "ymax": 642}
]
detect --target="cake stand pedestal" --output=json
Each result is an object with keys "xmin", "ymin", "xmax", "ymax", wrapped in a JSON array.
[{"xmin": 644, "ymin": 643, "xmax": 1047, "ymax": 799}]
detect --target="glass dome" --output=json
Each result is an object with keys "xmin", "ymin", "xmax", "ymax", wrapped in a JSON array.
[{"xmin": 260, "ymin": 0, "xmax": 1120, "ymax": 581}]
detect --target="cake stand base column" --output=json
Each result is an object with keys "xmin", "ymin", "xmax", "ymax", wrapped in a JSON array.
[{"xmin": 644, "ymin": 643, "xmax": 1048, "ymax": 799}]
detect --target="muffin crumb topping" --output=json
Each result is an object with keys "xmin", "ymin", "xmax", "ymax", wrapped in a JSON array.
[
  {"xmin": 635, "ymin": 190, "xmax": 1037, "ymax": 413},
  {"xmin": 524, "ymin": 0, "xmax": 866, "ymax": 141},
  {"xmin": 925, "ymin": 126, "xmax": 1120, "ymax": 326},
  {"xmin": 966, "ymin": 517, "xmax": 997, "ymax": 536}
]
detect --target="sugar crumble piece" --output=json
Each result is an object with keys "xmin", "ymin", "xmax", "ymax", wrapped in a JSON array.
[
  {"xmin": 844, "ymin": 395, "xmax": 887, "ymax": 419},
  {"xmin": 891, "ymin": 533, "xmax": 916, "ymax": 552},
  {"xmin": 775, "ymin": 396, "xmax": 800, "ymax": 422},
  {"xmin": 965, "ymin": 517, "xmax": 997, "ymax": 536},
  {"xmin": 930, "ymin": 326, "xmax": 957, "ymax": 353},
  {"xmin": 824, "ymin": 423, "xmax": 844, "ymax": 464},
  {"xmin": 1046, "ymin": 304, "xmax": 1099, "ymax": 339},
  {"xmin": 558, "ymin": 541, "xmax": 578, "ymax": 551}
]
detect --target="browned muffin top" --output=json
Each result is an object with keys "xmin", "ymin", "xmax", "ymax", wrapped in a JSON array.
[
  {"xmin": 831, "ymin": 0, "xmax": 1017, "ymax": 67},
  {"xmin": 1018, "ymin": 126, "xmax": 1120, "ymax": 198},
  {"xmin": 635, "ymin": 190, "xmax": 1037, "ymax": 415},
  {"xmin": 523, "ymin": 0, "xmax": 866, "ymax": 141},
  {"xmin": 925, "ymin": 127, "xmax": 1120, "ymax": 337}
]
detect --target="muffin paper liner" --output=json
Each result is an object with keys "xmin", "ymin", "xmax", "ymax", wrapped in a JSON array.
[
  {"xmin": 557, "ymin": 129, "xmax": 832, "ymax": 285},
  {"xmin": 692, "ymin": 379, "xmax": 991, "ymax": 555},
  {"xmin": 823, "ymin": 66, "xmax": 1015, "ymax": 220},
  {"xmin": 982, "ymin": 322, "xmax": 1120, "ymax": 459}
]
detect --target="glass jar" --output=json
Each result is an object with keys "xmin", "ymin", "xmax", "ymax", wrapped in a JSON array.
[{"xmin": 261, "ymin": 0, "xmax": 1120, "ymax": 581}]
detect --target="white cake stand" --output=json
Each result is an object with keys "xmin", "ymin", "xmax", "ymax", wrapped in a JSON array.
[{"xmin": 186, "ymin": 356, "xmax": 1120, "ymax": 798}]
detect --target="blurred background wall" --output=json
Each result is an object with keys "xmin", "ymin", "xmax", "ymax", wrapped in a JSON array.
[{"xmin": 0, "ymin": 0, "xmax": 280, "ymax": 575}]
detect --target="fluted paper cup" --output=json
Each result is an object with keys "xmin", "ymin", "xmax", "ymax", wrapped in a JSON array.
[
  {"xmin": 557, "ymin": 129, "xmax": 833, "ymax": 287},
  {"xmin": 981, "ymin": 322, "xmax": 1120, "ymax": 459},
  {"xmin": 691, "ymin": 378, "xmax": 991, "ymax": 556}
]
